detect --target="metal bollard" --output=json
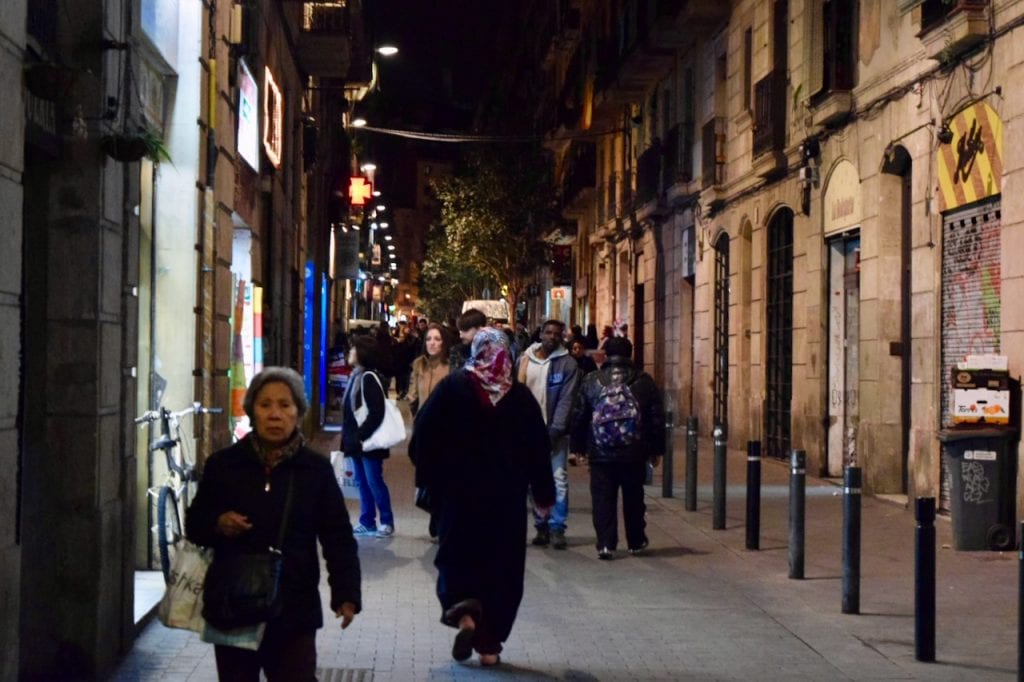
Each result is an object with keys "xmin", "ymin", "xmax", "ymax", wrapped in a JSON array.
[
  {"xmin": 712, "ymin": 424, "xmax": 727, "ymax": 530},
  {"xmin": 1019, "ymin": 520, "xmax": 1023, "ymax": 680},
  {"xmin": 662, "ymin": 407, "xmax": 675, "ymax": 498},
  {"xmin": 745, "ymin": 441, "xmax": 761, "ymax": 550},
  {"xmin": 842, "ymin": 466, "xmax": 862, "ymax": 614},
  {"xmin": 789, "ymin": 449, "xmax": 806, "ymax": 580},
  {"xmin": 915, "ymin": 497, "xmax": 936, "ymax": 662},
  {"xmin": 685, "ymin": 416, "xmax": 698, "ymax": 511}
]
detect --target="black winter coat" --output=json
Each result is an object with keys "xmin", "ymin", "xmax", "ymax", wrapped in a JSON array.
[
  {"xmin": 185, "ymin": 437, "xmax": 362, "ymax": 633},
  {"xmin": 341, "ymin": 368, "xmax": 390, "ymax": 459},
  {"xmin": 569, "ymin": 356, "xmax": 665, "ymax": 463}
]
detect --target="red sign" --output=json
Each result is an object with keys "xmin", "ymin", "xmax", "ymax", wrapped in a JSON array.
[{"xmin": 349, "ymin": 177, "xmax": 373, "ymax": 206}]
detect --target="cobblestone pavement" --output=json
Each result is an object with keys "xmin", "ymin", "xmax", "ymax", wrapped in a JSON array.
[{"xmin": 110, "ymin": 405, "xmax": 1018, "ymax": 681}]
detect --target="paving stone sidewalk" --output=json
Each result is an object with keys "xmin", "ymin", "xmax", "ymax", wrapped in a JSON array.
[{"xmin": 110, "ymin": 406, "xmax": 1018, "ymax": 681}]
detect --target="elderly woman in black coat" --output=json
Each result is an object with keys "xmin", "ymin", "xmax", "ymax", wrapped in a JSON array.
[
  {"xmin": 186, "ymin": 366, "xmax": 361, "ymax": 681},
  {"xmin": 409, "ymin": 328, "xmax": 555, "ymax": 667}
]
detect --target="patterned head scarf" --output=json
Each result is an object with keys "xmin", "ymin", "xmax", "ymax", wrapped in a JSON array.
[{"xmin": 466, "ymin": 327, "xmax": 513, "ymax": 405}]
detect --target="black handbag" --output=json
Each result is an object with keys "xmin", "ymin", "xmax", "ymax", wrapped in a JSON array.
[
  {"xmin": 202, "ymin": 472, "xmax": 295, "ymax": 630},
  {"xmin": 414, "ymin": 486, "xmax": 431, "ymax": 512}
]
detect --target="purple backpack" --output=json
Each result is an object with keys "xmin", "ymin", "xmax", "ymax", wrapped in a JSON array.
[{"xmin": 591, "ymin": 380, "xmax": 641, "ymax": 449}]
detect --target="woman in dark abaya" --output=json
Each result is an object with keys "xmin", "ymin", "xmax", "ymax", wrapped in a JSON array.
[{"xmin": 408, "ymin": 327, "xmax": 555, "ymax": 667}]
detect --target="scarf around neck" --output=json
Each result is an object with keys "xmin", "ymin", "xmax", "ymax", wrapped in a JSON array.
[{"xmin": 250, "ymin": 429, "xmax": 304, "ymax": 468}]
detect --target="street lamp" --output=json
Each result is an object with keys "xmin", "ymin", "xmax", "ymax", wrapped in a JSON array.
[
  {"xmin": 351, "ymin": 116, "xmax": 367, "ymax": 128},
  {"xmin": 376, "ymin": 45, "xmax": 399, "ymax": 57}
]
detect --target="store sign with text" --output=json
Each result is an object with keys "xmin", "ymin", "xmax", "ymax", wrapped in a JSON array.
[{"xmin": 237, "ymin": 60, "xmax": 259, "ymax": 170}]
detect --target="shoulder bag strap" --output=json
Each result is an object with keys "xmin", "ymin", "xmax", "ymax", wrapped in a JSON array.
[{"xmin": 272, "ymin": 471, "xmax": 296, "ymax": 552}]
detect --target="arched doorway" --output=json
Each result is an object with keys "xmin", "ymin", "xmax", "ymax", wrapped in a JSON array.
[
  {"xmin": 764, "ymin": 208, "xmax": 794, "ymax": 459},
  {"xmin": 713, "ymin": 232, "xmax": 730, "ymax": 434}
]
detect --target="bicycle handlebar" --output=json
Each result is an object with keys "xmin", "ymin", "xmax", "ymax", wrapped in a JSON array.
[{"xmin": 134, "ymin": 402, "xmax": 224, "ymax": 425}]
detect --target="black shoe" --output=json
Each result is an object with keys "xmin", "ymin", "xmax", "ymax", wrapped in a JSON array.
[
  {"xmin": 532, "ymin": 528, "xmax": 550, "ymax": 546},
  {"xmin": 551, "ymin": 530, "xmax": 567, "ymax": 550},
  {"xmin": 628, "ymin": 539, "xmax": 649, "ymax": 556},
  {"xmin": 598, "ymin": 547, "xmax": 614, "ymax": 561},
  {"xmin": 452, "ymin": 624, "xmax": 475, "ymax": 662}
]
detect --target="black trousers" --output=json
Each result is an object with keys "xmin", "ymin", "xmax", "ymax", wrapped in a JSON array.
[
  {"xmin": 214, "ymin": 623, "xmax": 317, "ymax": 682},
  {"xmin": 589, "ymin": 460, "xmax": 647, "ymax": 551}
]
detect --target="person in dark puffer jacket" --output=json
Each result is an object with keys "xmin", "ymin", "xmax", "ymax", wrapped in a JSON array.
[
  {"xmin": 186, "ymin": 366, "xmax": 361, "ymax": 680},
  {"xmin": 569, "ymin": 337, "xmax": 664, "ymax": 560}
]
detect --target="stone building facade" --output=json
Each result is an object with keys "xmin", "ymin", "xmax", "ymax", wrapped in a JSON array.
[{"xmin": 529, "ymin": 0, "xmax": 1024, "ymax": 513}]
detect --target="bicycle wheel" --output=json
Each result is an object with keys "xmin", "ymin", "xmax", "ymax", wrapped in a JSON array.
[{"xmin": 156, "ymin": 486, "xmax": 183, "ymax": 583}]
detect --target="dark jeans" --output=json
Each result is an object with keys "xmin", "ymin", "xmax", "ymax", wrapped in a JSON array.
[
  {"xmin": 589, "ymin": 460, "xmax": 647, "ymax": 551},
  {"xmin": 395, "ymin": 367, "xmax": 411, "ymax": 397},
  {"xmin": 214, "ymin": 624, "xmax": 316, "ymax": 681}
]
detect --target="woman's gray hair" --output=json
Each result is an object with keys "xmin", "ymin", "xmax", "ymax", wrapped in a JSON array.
[{"xmin": 243, "ymin": 366, "xmax": 309, "ymax": 420}]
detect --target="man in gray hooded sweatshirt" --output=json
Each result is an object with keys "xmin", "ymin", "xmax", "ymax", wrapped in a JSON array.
[{"xmin": 517, "ymin": 319, "xmax": 581, "ymax": 549}]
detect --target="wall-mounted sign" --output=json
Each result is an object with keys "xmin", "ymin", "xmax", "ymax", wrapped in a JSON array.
[
  {"xmin": 349, "ymin": 177, "xmax": 373, "ymax": 205},
  {"xmin": 937, "ymin": 102, "xmax": 1003, "ymax": 212},
  {"xmin": 237, "ymin": 60, "xmax": 259, "ymax": 170},
  {"xmin": 263, "ymin": 67, "xmax": 283, "ymax": 168},
  {"xmin": 550, "ymin": 287, "xmax": 567, "ymax": 300},
  {"xmin": 823, "ymin": 159, "xmax": 862, "ymax": 236}
]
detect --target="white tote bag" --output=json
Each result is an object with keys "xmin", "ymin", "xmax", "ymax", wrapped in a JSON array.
[
  {"xmin": 157, "ymin": 541, "xmax": 212, "ymax": 633},
  {"xmin": 353, "ymin": 371, "xmax": 406, "ymax": 450}
]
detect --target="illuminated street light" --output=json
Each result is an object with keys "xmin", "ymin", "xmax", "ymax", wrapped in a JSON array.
[
  {"xmin": 379, "ymin": 222, "xmax": 389, "ymax": 228},
  {"xmin": 384, "ymin": 235, "xmax": 393, "ymax": 241},
  {"xmin": 387, "ymin": 244, "xmax": 396, "ymax": 250},
  {"xmin": 351, "ymin": 117, "xmax": 367, "ymax": 128},
  {"xmin": 377, "ymin": 45, "xmax": 399, "ymax": 57},
  {"xmin": 361, "ymin": 162, "xmax": 377, "ymax": 172},
  {"xmin": 372, "ymin": 190, "xmax": 381, "ymax": 197}
]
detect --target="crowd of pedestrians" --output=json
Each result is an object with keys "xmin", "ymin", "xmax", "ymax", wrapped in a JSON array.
[{"xmin": 185, "ymin": 308, "xmax": 662, "ymax": 677}]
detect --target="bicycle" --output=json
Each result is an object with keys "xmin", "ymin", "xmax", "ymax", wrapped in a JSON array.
[{"xmin": 135, "ymin": 402, "xmax": 223, "ymax": 583}]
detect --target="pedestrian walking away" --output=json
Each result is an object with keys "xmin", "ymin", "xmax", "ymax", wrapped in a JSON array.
[
  {"xmin": 409, "ymin": 327, "xmax": 555, "ymax": 667},
  {"xmin": 518, "ymin": 318, "xmax": 581, "ymax": 550},
  {"xmin": 570, "ymin": 337, "xmax": 664, "ymax": 560},
  {"xmin": 342, "ymin": 335, "xmax": 397, "ymax": 538},
  {"xmin": 185, "ymin": 367, "xmax": 361, "ymax": 681}
]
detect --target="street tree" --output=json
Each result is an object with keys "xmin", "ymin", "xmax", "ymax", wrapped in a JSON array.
[
  {"xmin": 430, "ymin": 143, "xmax": 556, "ymax": 325},
  {"xmin": 419, "ymin": 221, "xmax": 492, "ymax": 322}
]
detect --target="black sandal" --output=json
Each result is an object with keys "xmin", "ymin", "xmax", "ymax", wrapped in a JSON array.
[{"xmin": 444, "ymin": 599, "xmax": 482, "ymax": 662}]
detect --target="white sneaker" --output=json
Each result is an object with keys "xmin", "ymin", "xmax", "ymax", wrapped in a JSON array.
[{"xmin": 376, "ymin": 524, "xmax": 394, "ymax": 538}]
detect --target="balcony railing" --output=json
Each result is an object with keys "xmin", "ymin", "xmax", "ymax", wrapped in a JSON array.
[
  {"xmin": 753, "ymin": 69, "xmax": 786, "ymax": 158},
  {"xmin": 702, "ymin": 117, "xmax": 726, "ymax": 189},
  {"xmin": 302, "ymin": 2, "xmax": 348, "ymax": 32}
]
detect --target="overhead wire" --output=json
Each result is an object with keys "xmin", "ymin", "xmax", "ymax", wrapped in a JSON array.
[{"xmin": 353, "ymin": 125, "xmax": 624, "ymax": 143}]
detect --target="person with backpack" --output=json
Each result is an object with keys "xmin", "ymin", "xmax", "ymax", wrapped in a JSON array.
[{"xmin": 569, "ymin": 336, "xmax": 664, "ymax": 560}]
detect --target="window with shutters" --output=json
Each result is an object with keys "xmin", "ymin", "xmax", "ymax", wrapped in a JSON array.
[{"xmin": 806, "ymin": 0, "xmax": 857, "ymax": 102}]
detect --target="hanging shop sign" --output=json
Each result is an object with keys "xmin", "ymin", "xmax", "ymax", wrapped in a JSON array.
[
  {"xmin": 263, "ymin": 66, "xmax": 283, "ymax": 168},
  {"xmin": 237, "ymin": 60, "xmax": 259, "ymax": 170},
  {"xmin": 336, "ymin": 230, "xmax": 360, "ymax": 279},
  {"xmin": 823, "ymin": 159, "xmax": 862, "ymax": 236},
  {"xmin": 937, "ymin": 102, "xmax": 1003, "ymax": 212}
]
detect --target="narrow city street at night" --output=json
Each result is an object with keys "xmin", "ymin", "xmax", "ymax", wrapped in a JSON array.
[{"xmin": 110, "ymin": 406, "xmax": 1018, "ymax": 681}]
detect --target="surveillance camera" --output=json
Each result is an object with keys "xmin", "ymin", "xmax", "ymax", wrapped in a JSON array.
[{"xmin": 937, "ymin": 126, "xmax": 954, "ymax": 145}]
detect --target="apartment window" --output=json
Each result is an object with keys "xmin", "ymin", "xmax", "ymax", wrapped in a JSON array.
[
  {"xmin": 917, "ymin": 0, "xmax": 988, "ymax": 32},
  {"xmin": 806, "ymin": 0, "xmax": 856, "ymax": 99},
  {"xmin": 743, "ymin": 27, "xmax": 753, "ymax": 112}
]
